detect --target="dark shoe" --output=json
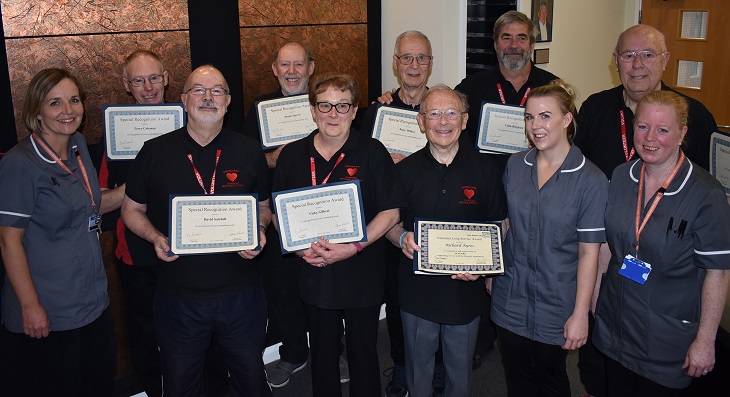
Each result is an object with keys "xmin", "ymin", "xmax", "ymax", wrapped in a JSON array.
[
  {"xmin": 339, "ymin": 354, "xmax": 350, "ymax": 383},
  {"xmin": 266, "ymin": 360, "xmax": 306, "ymax": 388},
  {"xmin": 384, "ymin": 364, "xmax": 407, "ymax": 397},
  {"xmin": 432, "ymin": 362, "xmax": 445, "ymax": 397}
]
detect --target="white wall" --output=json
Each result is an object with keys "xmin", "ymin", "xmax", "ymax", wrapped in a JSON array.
[{"xmin": 381, "ymin": 0, "xmax": 642, "ymax": 107}]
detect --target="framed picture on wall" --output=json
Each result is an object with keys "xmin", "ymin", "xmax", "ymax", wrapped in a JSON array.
[{"xmin": 532, "ymin": 0, "xmax": 553, "ymax": 43}]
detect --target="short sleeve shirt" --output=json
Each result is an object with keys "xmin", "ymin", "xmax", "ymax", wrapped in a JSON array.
[
  {"xmin": 0, "ymin": 133, "xmax": 109, "ymax": 332},
  {"xmin": 491, "ymin": 145, "xmax": 608, "ymax": 345}
]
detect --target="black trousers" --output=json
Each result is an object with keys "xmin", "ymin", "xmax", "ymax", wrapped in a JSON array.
[{"xmin": 605, "ymin": 356, "xmax": 682, "ymax": 397}]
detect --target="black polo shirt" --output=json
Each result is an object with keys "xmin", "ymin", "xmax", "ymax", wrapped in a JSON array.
[
  {"xmin": 575, "ymin": 83, "xmax": 718, "ymax": 177},
  {"xmin": 125, "ymin": 127, "xmax": 270, "ymax": 299},
  {"xmin": 272, "ymin": 130, "xmax": 406, "ymax": 308},
  {"xmin": 397, "ymin": 144, "xmax": 507, "ymax": 324}
]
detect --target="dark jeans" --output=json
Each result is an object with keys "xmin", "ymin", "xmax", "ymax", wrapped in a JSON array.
[
  {"xmin": 305, "ymin": 303, "xmax": 381, "ymax": 397},
  {"xmin": 496, "ymin": 325, "xmax": 570, "ymax": 397},
  {"xmin": 2, "ymin": 307, "xmax": 116, "ymax": 397},
  {"xmin": 154, "ymin": 286, "xmax": 271, "ymax": 397}
]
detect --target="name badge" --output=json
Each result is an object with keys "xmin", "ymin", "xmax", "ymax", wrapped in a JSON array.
[
  {"xmin": 619, "ymin": 254, "xmax": 651, "ymax": 285},
  {"xmin": 88, "ymin": 214, "xmax": 102, "ymax": 232}
]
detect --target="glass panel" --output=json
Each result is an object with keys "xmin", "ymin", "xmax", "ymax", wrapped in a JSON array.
[
  {"xmin": 677, "ymin": 60, "xmax": 703, "ymax": 89},
  {"xmin": 681, "ymin": 11, "xmax": 708, "ymax": 39}
]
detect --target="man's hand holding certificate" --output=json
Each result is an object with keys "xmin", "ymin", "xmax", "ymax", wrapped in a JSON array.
[
  {"xmin": 168, "ymin": 195, "xmax": 260, "ymax": 255},
  {"xmin": 257, "ymin": 94, "xmax": 317, "ymax": 149},
  {"xmin": 476, "ymin": 102, "xmax": 528, "ymax": 153},
  {"xmin": 273, "ymin": 181, "xmax": 367, "ymax": 253},
  {"xmin": 414, "ymin": 219, "xmax": 503, "ymax": 275}
]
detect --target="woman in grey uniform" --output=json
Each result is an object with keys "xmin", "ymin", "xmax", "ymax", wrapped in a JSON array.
[
  {"xmin": 593, "ymin": 90, "xmax": 730, "ymax": 396},
  {"xmin": 490, "ymin": 80, "xmax": 608, "ymax": 397}
]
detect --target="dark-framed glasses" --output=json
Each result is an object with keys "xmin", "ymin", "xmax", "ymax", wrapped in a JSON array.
[
  {"xmin": 395, "ymin": 54, "xmax": 433, "ymax": 65},
  {"xmin": 185, "ymin": 86, "xmax": 229, "ymax": 96},
  {"xmin": 128, "ymin": 74, "xmax": 165, "ymax": 87},
  {"xmin": 316, "ymin": 102, "xmax": 352, "ymax": 114},
  {"xmin": 617, "ymin": 50, "xmax": 664, "ymax": 63},
  {"xmin": 421, "ymin": 109, "xmax": 463, "ymax": 120}
]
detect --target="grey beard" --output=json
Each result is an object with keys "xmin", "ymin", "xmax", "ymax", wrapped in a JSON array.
[{"xmin": 499, "ymin": 54, "xmax": 529, "ymax": 71}]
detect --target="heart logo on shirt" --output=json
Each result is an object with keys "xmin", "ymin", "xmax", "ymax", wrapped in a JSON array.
[
  {"xmin": 226, "ymin": 173, "xmax": 238, "ymax": 182},
  {"xmin": 463, "ymin": 189, "xmax": 475, "ymax": 199},
  {"xmin": 347, "ymin": 167, "xmax": 357, "ymax": 176}
]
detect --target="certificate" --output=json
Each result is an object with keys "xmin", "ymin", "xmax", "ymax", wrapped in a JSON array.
[
  {"xmin": 104, "ymin": 104, "xmax": 185, "ymax": 160},
  {"xmin": 414, "ymin": 219, "xmax": 503, "ymax": 275},
  {"xmin": 711, "ymin": 132, "xmax": 730, "ymax": 194},
  {"xmin": 168, "ymin": 195, "xmax": 259, "ymax": 255},
  {"xmin": 257, "ymin": 94, "xmax": 317, "ymax": 149},
  {"xmin": 476, "ymin": 102, "xmax": 529, "ymax": 154},
  {"xmin": 371, "ymin": 106, "xmax": 427, "ymax": 156},
  {"xmin": 273, "ymin": 181, "xmax": 367, "ymax": 253}
]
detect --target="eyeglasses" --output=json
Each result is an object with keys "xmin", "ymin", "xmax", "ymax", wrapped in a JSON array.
[
  {"xmin": 420, "ymin": 109, "xmax": 464, "ymax": 120},
  {"xmin": 617, "ymin": 50, "xmax": 665, "ymax": 63},
  {"xmin": 128, "ymin": 74, "xmax": 165, "ymax": 87},
  {"xmin": 315, "ymin": 102, "xmax": 353, "ymax": 114},
  {"xmin": 184, "ymin": 86, "xmax": 229, "ymax": 96},
  {"xmin": 395, "ymin": 54, "xmax": 433, "ymax": 65}
]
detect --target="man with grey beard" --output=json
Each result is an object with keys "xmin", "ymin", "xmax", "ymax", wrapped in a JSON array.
[
  {"xmin": 454, "ymin": 10, "xmax": 557, "ymax": 371},
  {"xmin": 456, "ymin": 10, "xmax": 557, "ymax": 172}
]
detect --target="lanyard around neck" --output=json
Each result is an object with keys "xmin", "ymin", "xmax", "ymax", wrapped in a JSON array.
[
  {"xmin": 619, "ymin": 110, "xmax": 635, "ymax": 162},
  {"xmin": 634, "ymin": 152, "xmax": 685, "ymax": 253},
  {"xmin": 187, "ymin": 149, "xmax": 221, "ymax": 195},
  {"xmin": 496, "ymin": 83, "xmax": 530, "ymax": 106},
  {"xmin": 310, "ymin": 153, "xmax": 345, "ymax": 186},
  {"xmin": 32, "ymin": 132, "xmax": 96, "ymax": 212}
]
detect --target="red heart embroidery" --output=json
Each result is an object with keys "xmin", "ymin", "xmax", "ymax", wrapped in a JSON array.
[
  {"xmin": 347, "ymin": 167, "xmax": 357, "ymax": 176},
  {"xmin": 464, "ymin": 189, "xmax": 475, "ymax": 199},
  {"xmin": 226, "ymin": 173, "xmax": 237, "ymax": 182}
]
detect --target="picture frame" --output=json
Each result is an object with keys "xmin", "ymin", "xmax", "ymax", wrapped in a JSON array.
[{"xmin": 532, "ymin": 0, "xmax": 554, "ymax": 43}]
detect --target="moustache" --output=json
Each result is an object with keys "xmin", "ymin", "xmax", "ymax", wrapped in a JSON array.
[
  {"xmin": 503, "ymin": 49, "xmax": 524, "ymax": 56},
  {"xmin": 198, "ymin": 100, "xmax": 217, "ymax": 110}
]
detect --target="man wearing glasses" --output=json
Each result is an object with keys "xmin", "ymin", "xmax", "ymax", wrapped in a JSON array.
[
  {"xmin": 574, "ymin": 24, "xmax": 717, "ymax": 397},
  {"xmin": 576, "ymin": 24, "xmax": 717, "ymax": 177},
  {"xmin": 122, "ymin": 65, "xmax": 273, "ymax": 396}
]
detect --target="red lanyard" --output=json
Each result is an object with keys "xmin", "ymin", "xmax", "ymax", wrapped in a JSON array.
[
  {"xmin": 32, "ymin": 132, "xmax": 96, "ymax": 211},
  {"xmin": 620, "ymin": 110, "xmax": 635, "ymax": 162},
  {"xmin": 187, "ymin": 149, "xmax": 221, "ymax": 195},
  {"xmin": 310, "ymin": 153, "xmax": 345, "ymax": 186},
  {"xmin": 634, "ymin": 152, "xmax": 685, "ymax": 253},
  {"xmin": 496, "ymin": 84, "xmax": 530, "ymax": 106}
]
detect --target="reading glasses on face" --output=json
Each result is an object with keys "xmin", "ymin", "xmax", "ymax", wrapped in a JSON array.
[
  {"xmin": 128, "ymin": 74, "xmax": 164, "ymax": 87},
  {"xmin": 315, "ymin": 102, "xmax": 352, "ymax": 114},
  {"xmin": 395, "ymin": 54, "xmax": 433, "ymax": 65},
  {"xmin": 185, "ymin": 86, "xmax": 229, "ymax": 96},
  {"xmin": 617, "ymin": 50, "xmax": 664, "ymax": 63},
  {"xmin": 420, "ymin": 109, "xmax": 463, "ymax": 120}
]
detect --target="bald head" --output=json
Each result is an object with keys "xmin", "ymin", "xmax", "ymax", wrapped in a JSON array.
[
  {"xmin": 615, "ymin": 24, "xmax": 667, "ymax": 54},
  {"xmin": 614, "ymin": 24, "xmax": 670, "ymax": 103},
  {"xmin": 272, "ymin": 42, "xmax": 315, "ymax": 96}
]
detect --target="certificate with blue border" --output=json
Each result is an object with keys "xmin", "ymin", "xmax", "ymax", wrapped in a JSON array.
[
  {"xmin": 476, "ymin": 102, "xmax": 528, "ymax": 154},
  {"xmin": 168, "ymin": 194, "xmax": 259, "ymax": 255},
  {"xmin": 103, "ymin": 104, "xmax": 185, "ymax": 160},
  {"xmin": 371, "ymin": 105, "xmax": 426, "ymax": 156},
  {"xmin": 711, "ymin": 132, "xmax": 730, "ymax": 195},
  {"xmin": 413, "ymin": 219, "xmax": 503, "ymax": 275},
  {"xmin": 257, "ymin": 94, "xmax": 317, "ymax": 149},
  {"xmin": 273, "ymin": 181, "xmax": 367, "ymax": 254}
]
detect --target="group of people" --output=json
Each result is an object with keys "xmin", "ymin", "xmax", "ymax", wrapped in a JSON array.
[{"xmin": 0, "ymin": 9, "xmax": 728, "ymax": 397}]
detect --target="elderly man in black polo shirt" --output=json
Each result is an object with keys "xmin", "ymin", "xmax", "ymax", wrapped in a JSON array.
[{"xmin": 122, "ymin": 65, "xmax": 273, "ymax": 397}]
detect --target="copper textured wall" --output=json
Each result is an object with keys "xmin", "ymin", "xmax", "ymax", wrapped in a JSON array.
[
  {"xmin": 1, "ymin": 0, "xmax": 192, "ymax": 144},
  {"xmin": 239, "ymin": 0, "xmax": 369, "ymax": 114}
]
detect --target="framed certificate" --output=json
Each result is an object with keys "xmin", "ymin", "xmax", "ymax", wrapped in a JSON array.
[
  {"xmin": 476, "ymin": 102, "xmax": 529, "ymax": 154},
  {"xmin": 168, "ymin": 194, "xmax": 259, "ymax": 255},
  {"xmin": 257, "ymin": 94, "xmax": 317, "ymax": 149},
  {"xmin": 273, "ymin": 181, "xmax": 367, "ymax": 253},
  {"xmin": 414, "ymin": 219, "xmax": 503, "ymax": 275},
  {"xmin": 104, "ymin": 104, "xmax": 185, "ymax": 160},
  {"xmin": 371, "ymin": 106, "xmax": 427, "ymax": 156},
  {"xmin": 711, "ymin": 132, "xmax": 730, "ymax": 195}
]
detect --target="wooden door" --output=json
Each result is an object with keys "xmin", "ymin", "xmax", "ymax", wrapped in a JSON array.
[{"xmin": 641, "ymin": 0, "xmax": 730, "ymax": 133}]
